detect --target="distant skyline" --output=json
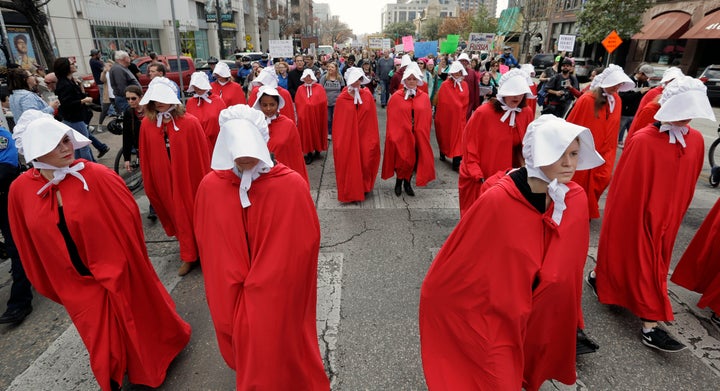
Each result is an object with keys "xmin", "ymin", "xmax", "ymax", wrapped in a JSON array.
[{"xmin": 324, "ymin": 0, "xmax": 509, "ymax": 36}]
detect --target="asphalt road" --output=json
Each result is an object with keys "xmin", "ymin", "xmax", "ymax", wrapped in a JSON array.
[{"xmin": 1, "ymin": 98, "xmax": 720, "ymax": 390}]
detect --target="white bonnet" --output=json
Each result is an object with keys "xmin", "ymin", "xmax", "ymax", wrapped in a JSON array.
[
  {"xmin": 251, "ymin": 66, "xmax": 279, "ymax": 88},
  {"xmin": 400, "ymin": 54, "xmax": 412, "ymax": 68},
  {"xmin": 140, "ymin": 77, "xmax": 181, "ymax": 105},
  {"xmin": 655, "ymin": 75, "xmax": 716, "ymax": 122},
  {"xmin": 590, "ymin": 64, "xmax": 634, "ymax": 92},
  {"xmin": 212, "ymin": 104, "xmax": 273, "ymax": 170},
  {"xmin": 497, "ymin": 69, "xmax": 533, "ymax": 99},
  {"xmin": 520, "ymin": 63, "xmax": 536, "ymax": 78},
  {"xmin": 660, "ymin": 67, "xmax": 684, "ymax": 85},
  {"xmin": 212, "ymin": 61, "xmax": 232, "ymax": 78},
  {"xmin": 13, "ymin": 110, "xmax": 91, "ymax": 162},
  {"xmin": 187, "ymin": 71, "xmax": 211, "ymax": 93},
  {"xmin": 457, "ymin": 52, "xmax": 470, "ymax": 63},
  {"xmin": 253, "ymin": 85, "xmax": 286, "ymax": 110},
  {"xmin": 301, "ymin": 68, "xmax": 317, "ymax": 82},
  {"xmin": 402, "ymin": 62, "xmax": 425, "ymax": 86},
  {"xmin": 522, "ymin": 114, "xmax": 604, "ymax": 171},
  {"xmin": 448, "ymin": 61, "xmax": 467, "ymax": 76},
  {"xmin": 345, "ymin": 67, "xmax": 370, "ymax": 85}
]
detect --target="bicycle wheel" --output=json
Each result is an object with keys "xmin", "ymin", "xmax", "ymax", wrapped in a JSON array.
[
  {"xmin": 113, "ymin": 149, "xmax": 143, "ymax": 192},
  {"xmin": 709, "ymin": 137, "xmax": 720, "ymax": 169}
]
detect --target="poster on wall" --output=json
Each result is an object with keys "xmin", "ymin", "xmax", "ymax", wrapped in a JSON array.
[{"xmin": 7, "ymin": 26, "xmax": 41, "ymax": 72}]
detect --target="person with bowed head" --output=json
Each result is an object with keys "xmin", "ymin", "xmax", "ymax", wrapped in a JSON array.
[
  {"xmin": 434, "ymin": 60, "xmax": 469, "ymax": 171},
  {"xmin": 295, "ymin": 68, "xmax": 329, "ymax": 165},
  {"xmin": 247, "ymin": 65, "xmax": 296, "ymax": 123},
  {"xmin": 211, "ymin": 61, "xmax": 247, "ymax": 106},
  {"xmin": 185, "ymin": 71, "xmax": 227, "ymax": 155}
]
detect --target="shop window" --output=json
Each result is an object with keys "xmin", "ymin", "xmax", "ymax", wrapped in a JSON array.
[{"xmin": 646, "ymin": 39, "xmax": 685, "ymax": 65}]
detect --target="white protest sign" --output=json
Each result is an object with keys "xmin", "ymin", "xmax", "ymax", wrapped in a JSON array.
[
  {"xmin": 557, "ymin": 35, "xmax": 576, "ymax": 52},
  {"xmin": 468, "ymin": 33, "xmax": 495, "ymax": 51},
  {"xmin": 269, "ymin": 39, "xmax": 294, "ymax": 58},
  {"xmin": 382, "ymin": 39, "xmax": 392, "ymax": 51},
  {"xmin": 395, "ymin": 44, "xmax": 404, "ymax": 53},
  {"xmin": 369, "ymin": 38, "xmax": 384, "ymax": 50}
]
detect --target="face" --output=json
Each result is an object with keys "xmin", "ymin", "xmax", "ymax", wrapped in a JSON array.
[
  {"xmin": 451, "ymin": 71, "xmax": 463, "ymax": 79},
  {"xmin": 561, "ymin": 63, "xmax": 573, "ymax": 73},
  {"xmin": 126, "ymin": 92, "xmax": 141, "ymax": 108},
  {"xmin": 603, "ymin": 84, "xmax": 621, "ymax": 95},
  {"xmin": 417, "ymin": 61, "xmax": 425, "ymax": 70},
  {"xmin": 503, "ymin": 94, "xmax": 524, "ymax": 108},
  {"xmin": 404, "ymin": 75, "xmax": 418, "ymax": 89},
  {"xmin": 258, "ymin": 95, "xmax": 279, "ymax": 117},
  {"xmin": 234, "ymin": 156, "xmax": 259, "ymax": 171},
  {"xmin": 327, "ymin": 63, "xmax": 337, "ymax": 75},
  {"xmin": 302, "ymin": 75, "xmax": 314, "ymax": 84},
  {"xmin": 349, "ymin": 79, "xmax": 361, "ymax": 89},
  {"xmin": 216, "ymin": 75, "xmax": 230, "ymax": 83},
  {"xmin": 194, "ymin": 87, "xmax": 208, "ymax": 96},
  {"xmin": 70, "ymin": 63, "xmax": 77, "ymax": 74},
  {"xmin": 16, "ymin": 39, "xmax": 27, "ymax": 54},
  {"xmin": 294, "ymin": 57, "xmax": 305, "ymax": 69},
  {"xmin": 481, "ymin": 73, "xmax": 491, "ymax": 84},
  {"xmin": 148, "ymin": 66, "xmax": 162, "ymax": 79},
  {"xmin": 26, "ymin": 71, "xmax": 37, "ymax": 88},
  {"xmin": 670, "ymin": 119, "xmax": 691, "ymax": 127},
  {"xmin": 154, "ymin": 102, "xmax": 172, "ymax": 112},
  {"xmin": 540, "ymin": 139, "xmax": 580, "ymax": 184},
  {"xmin": 276, "ymin": 63, "xmax": 286, "ymax": 73},
  {"xmin": 37, "ymin": 135, "xmax": 75, "ymax": 167}
]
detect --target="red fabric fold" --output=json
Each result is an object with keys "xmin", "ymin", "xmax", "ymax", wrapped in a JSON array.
[
  {"xmin": 268, "ymin": 114, "xmax": 309, "ymax": 185},
  {"xmin": 295, "ymin": 83, "xmax": 329, "ymax": 154},
  {"xmin": 185, "ymin": 94, "xmax": 227, "ymax": 156},
  {"xmin": 434, "ymin": 78, "xmax": 469, "ymax": 158}
]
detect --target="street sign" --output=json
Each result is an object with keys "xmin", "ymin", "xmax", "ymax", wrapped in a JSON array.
[
  {"xmin": 557, "ymin": 34, "xmax": 576, "ymax": 52},
  {"xmin": 602, "ymin": 30, "xmax": 623, "ymax": 54}
]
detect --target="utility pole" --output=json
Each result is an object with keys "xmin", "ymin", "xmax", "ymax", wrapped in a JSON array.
[{"xmin": 215, "ymin": 0, "xmax": 226, "ymax": 58}]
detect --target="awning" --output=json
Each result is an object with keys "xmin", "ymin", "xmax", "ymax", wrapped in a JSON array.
[
  {"xmin": 632, "ymin": 11, "xmax": 691, "ymax": 40},
  {"xmin": 681, "ymin": 10, "xmax": 720, "ymax": 39}
]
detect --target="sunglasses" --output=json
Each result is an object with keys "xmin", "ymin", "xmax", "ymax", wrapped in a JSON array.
[{"xmin": 126, "ymin": 96, "xmax": 139, "ymax": 101}]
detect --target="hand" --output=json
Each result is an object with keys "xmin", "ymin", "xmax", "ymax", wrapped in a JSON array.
[
  {"xmin": 124, "ymin": 161, "xmax": 133, "ymax": 172},
  {"xmin": 50, "ymin": 100, "xmax": 60, "ymax": 110},
  {"xmin": 82, "ymin": 97, "xmax": 93, "ymax": 104}
]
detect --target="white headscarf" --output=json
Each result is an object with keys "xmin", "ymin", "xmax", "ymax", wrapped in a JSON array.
[
  {"xmin": 345, "ymin": 67, "xmax": 370, "ymax": 104},
  {"xmin": 140, "ymin": 77, "xmax": 181, "ymax": 130},
  {"xmin": 212, "ymin": 61, "xmax": 232, "ymax": 78},
  {"xmin": 589, "ymin": 64, "xmax": 634, "ymax": 113},
  {"xmin": 301, "ymin": 69, "xmax": 317, "ymax": 98},
  {"xmin": 497, "ymin": 69, "xmax": 534, "ymax": 126},
  {"xmin": 402, "ymin": 62, "xmax": 424, "ymax": 99},
  {"xmin": 253, "ymin": 86, "xmax": 286, "ymax": 124},
  {"xmin": 187, "ymin": 72, "xmax": 212, "ymax": 105},
  {"xmin": 13, "ymin": 110, "xmax": 92, "ymax": 195},
  {"xmin": 522, "ymin": 115, "xmax": 604, "ymax": 225},
  {"xmin": 448, "ymin": 61, "xmax": 466, "ymax": 91},
  {"xmin": 654, "ymin": 75, "xmax": 716, "ymax": 148},
  {"xmin": 212, "ymin": 105, "xmax": 273, "ymax": 208},
  {"xmin": 251, "ymin": 65, "xmax": 279, "ymax": 89}
]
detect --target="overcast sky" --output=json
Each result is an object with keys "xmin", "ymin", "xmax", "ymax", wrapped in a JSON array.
[{"xmin": 324, "ymin": 0, "xmax": 509, "ymax": 36}]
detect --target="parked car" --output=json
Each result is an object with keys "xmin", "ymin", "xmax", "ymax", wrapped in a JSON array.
[
  {"xmin": 195, "ymin": 59, "xmax": 240, "ymax": 79},
  {"xmin": 648, "ymin": 65, "xmax": 669, "ymax": 87},
  {"xmin": 699, "ymin": 64, "xmax": 720, "ymax": 101},
  {"xmin": 82, "ymin": 55, "xmax": 195, "ymax": 103},
  {"xmin": 531, "ymin": 53, "xmax": 555, "ymax": 75},
  {"xmin": 573, "ymin": 57, "xmax": 597, "ymax": 82},
  {"xmin": 227, "ymin": 52, "xmax": 263, "ymax": 62}
]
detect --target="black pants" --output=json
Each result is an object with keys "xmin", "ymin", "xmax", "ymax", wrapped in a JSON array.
[{"xmin": 0, "ymin": 164, "xmax": 32, "ymax": 311}]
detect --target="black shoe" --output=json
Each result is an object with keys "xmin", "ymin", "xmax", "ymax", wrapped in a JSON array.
[
  {"xmin": 0, "ymin": 306, "xmax": 32, "ymax": 324},
  {"xmin": 403, "ymin": 179, "xmax": 415, "ymax": 196},
  {"xmin": 576, "ymin": 328, "xmax": 600, "ymax": 355},
  {"xmin": 394, "ymin": 178, "xmax": 402, "ymax": 197},
  {"xmin": 585, "ymin": 272, "xmax": 598, "ymax": 298},
  {"xmin": 381, "ymin": 105, "xmax": 386, "ymax": 109},
  {"xmin": 439, "ymin": 153, "xmax": 446, "ymax": 162},
  {"xmin": 641, "ymin": 328, "xmax": 687, "ymax": 352},
  {"xmin": 147, "ymin": 210, "xmax": 157, "ymax": 222},
  {"xmin": 451, "ymin": 157, "xmax": 461, "ymax": 172},
  {"xmin": 304, "ymin": 154, "xmax": 313, "ymax": 165},
  {"xmin": 314, "ymin": 151, "xmax": 321, "ymax": 158},
  {"xmin": 97, "ymin": 147, "xmax": 110, "ymax": 159}
]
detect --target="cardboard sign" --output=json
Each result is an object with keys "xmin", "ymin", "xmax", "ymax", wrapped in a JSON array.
[
  {"xmin": 557, "ymin": 34, "xmax": 576, "ymax": 52},
  {"xmin": 402, "ymin": 35, "xmax": 415, "ymax": 52},
  {"xmin": 414, "ymin": 41, "xmax": 438, "ymax": 58},
  {"xmin": 269, "ymin": 39, "xmax": 294, "ymax": 58},
  {"xmin": 468, "ymin": 33, "xmax": 495, "ymax": 51},
  {"xmin": 395, "ymin": 44, "xmax": 405, "ymax": 53},
  {"xmin": 369, "ymin": 38, "xmax": 384, "ymax": 50},
  {"xmin": 382, "ymin": 39, "xmax": 393, "ymax": 51}
]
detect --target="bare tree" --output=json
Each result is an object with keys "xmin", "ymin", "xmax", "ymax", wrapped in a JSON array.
[
  {"xmin": 317, "ymin": 18, "xmax": 353, "ymax": 46},
  {"xmin": 0, "ymin": 0, "xmax": 55, "ymax": 69}
]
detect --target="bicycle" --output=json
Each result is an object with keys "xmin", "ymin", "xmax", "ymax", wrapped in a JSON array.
[
  {"xmin": 708, "ymin": 123, "xmax": 720, "ymax": 187},
  {"xmin": 113, "ymin": 148, "xmax": 143, "ymax": 193}
]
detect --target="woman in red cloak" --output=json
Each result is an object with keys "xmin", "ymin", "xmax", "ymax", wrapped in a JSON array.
[
  {"xmin": 434, "ymin": 60, "xmax": 468, "ymax": 171},
  {"xmin": 247, "ymin": 66, "xmax": 296, "ymax": 123},
  {"xmin": 295, "ymin": 68, "xmax": 329, "ymax": 164},
  {"xmin": 211, "ymin": 61, "xmax": 247, "ymax": 106},
  {"xmin": 381, "ymin": 62, "xmax": 435, "ymax": 196},
  {"xmin": 332, "ymin": 67, "xmax": 381, "ymax": 203},
  {"xmin": 185, "ymin": 71, "xmax": 227, "ymax": 155},
  {"xmin": 566, "ymin": 64, "xmax": 634, "ymax": 219},
  {"xmin": 194, "ymin": 105, "xmax": 329, "ymax": 390},
  {"xmin": 139, "ymin": 77, "xmax": 211, "ymax": 276},
  {"xmin": 458, "ymin": 69, "xmax": 534, "ymax": 216},
  {"xmin": 589, "ymin": 76, "xmax": 715, "ymax": 352},
  {"xmin": 253, "ymin": 86, "xmax": 309, "ymax": 184},
  {"xmin": 420, "ymin": 114, "xmax": 604, "ymax": 391},
  {"xmin": 9, "ymin": 110, "xmax": 191, "ymax": 391}
]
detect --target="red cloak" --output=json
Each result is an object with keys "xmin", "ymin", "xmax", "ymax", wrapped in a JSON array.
[
  {"xmin": 458, "ymin": 102, "xmax": 533, "ymax": 216},
  {"xmin": 194, "ymin": 165, "xmax": 329, "ymax": 390},
  {"xmin": 434, "ymin": 78, "xmax": 469, "ymax": 158},
  {"xmin": 381, "ymin": 89, "xmax": 435, "ymax": 185},
  {"xmin": 672, "ymin": 198, "xmax": 720, "ymax": 313},
  {"xmin": 596, "ymin": 124, "xmax": 704, "ymax": 321},
  {"xmin": 294, "ymin": 83, "xmax": 329, "ymax": 154},
  {"xmin": 464, "ymin": 67, "xmax": 480, "ymax": 118},
  {"xmin": 9, "ymin": 161, "xmax": 191, "ymax": 390},
  {"xmin": 627, "ymin": 100, "xmax": 660, "ymax": 141},
  {"xmin": 267, "ymin": 114, "xmax": 309, "ymax": 184},
  {"xmin": 211, "ymin": 80, "xmax": 247, "ymax": 106},
  {"xmin": 527, "ymin": 83, "xmax": 538, "ymax": 118},
  {"xmin": 637, "ymin": 85, "xmax": 663, "ymax": 113},
  {"xmin": 420, "ymin": 175, "xmax": 588, "ymax": 391},
  {"xmin": 332, "ymin": 87, "xmax": 381, "ymax": 202},
  {"xmin": 567, "ymin": 91, "xmax": 622, "ymax": 218},
  {"xmin": 248, "ymin": 85, "xmax": 296, "ymax": 123},
  {"xmin": 389, "ymin": 68, "xmax": 404, "ymax": 95},
  {"xmin": 139, "ymin": 114, "xmax": 210, "ymax": 262},
  {"xmin": 185, "ymin": 94, "xmax": 227, "ymax": 156}
]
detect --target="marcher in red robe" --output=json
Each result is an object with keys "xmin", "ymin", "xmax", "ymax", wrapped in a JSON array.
[
  {"xmin": 211, "ymin": 61, "xmax": 247, "ymax": 106},
  {"xmin": 637, "ymin": 67, "xmax": 683, "ymax": 113},
  {"xmin": 567, "ymin": 64, "xmax": 634, "ymax": 218},
  {"xmin": 420, "ymin": 114, "xmax": 604, "ymax": 390},
  {"xmin": 457, "ymin": 52, "xmax": 480, "ymax": 118},
  {"xmin": 194, "ymin": 105, "xmax": 329, "ymax": 390},
  {"xmin": 8, "ymin": 111, "xmax": 191, "ymax": 391},
  {"xmin": 247, "ymin": 66, "xmax": 296, "ymax": 123},
  {"xmin": 626, "ymin": 98, "xmax": 660, "ymax": 141},
  {"xmin": 459, "ymin": 69, "xmax": 534, "ymax": 216},
  {"xmin": 332, "ymin": 67, "xmax": 381, "ymax": 203},
  {"xmin": 434, "ymin": 61, "xmax": 469, "ymax": 171},
  {"xmin": 591, "ymin": 76, "xmax": 715, "ymax": 352},
  {"xmin": 381, "ymin": 62, "xmax": 435, "ymax": 196},
  {"xmin": 672, "ymin": 198, "xmax": 720, "ymax": 323},
  {"xmin": 139, "ymin": 78, "xmax": 210, "ymax": 276},
  {"xmin": 185, "ymin": 71, "xmax": 227, "ymax": 155},
  {"xmin": 389, "ymin": 54, "xmax": 411, "ymax": 95},
  {"xmin": 253, "ymin": 86, "xmax": 309, "ymax": 184},
  {"xmin": 295, "ymin": 69, "xmax": 329, "ymax": 164},
  {"xmin": 521, "ymin": 63, "xmax": 539, "ymax": 118}
]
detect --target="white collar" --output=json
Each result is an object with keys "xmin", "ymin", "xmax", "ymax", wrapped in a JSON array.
[
  {"xmin": 348, "ymin": 86, "xmax": 362, "ymax": 104},
  {"xmin": 265, "ymin": 114, "xmax": 278, "ymax": 125},
  {"xmin": 404, "ymin": 88, "xmax": 416, "ymax": 100},
  {"xmin": 233, "ymin": 163, "xmax": 272, "ymax": 208},
  {"xmin": 33, "ymin": 161, "xmax": 89, "ymax": 196},
  {"xmin": 156, "ymin": 107, "xmax": 179, "ymax": 131},
  {"xmin": 603, "ymin": 92, "xmax": 616, "ymax": 113},
  {"xmin": 659, "ymin": 123, "xmax": 689, "ymax": 148},
  {"xmin": 526, "ymin": 166, "xmax": 569, "ymax": 225},
  {"xmin": 194, "ymin": 92, "xmax": 212, "ymax": 105}
]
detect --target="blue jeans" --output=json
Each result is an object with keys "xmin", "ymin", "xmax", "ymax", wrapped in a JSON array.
[
  {"xmin": 64, "ymin": 120, "xmax": 96, "ymax": 162},
  {"xmin": 328, "ymin": 105, "xmax": 335, "ymax": 136},
  {"xmin": 380, "ymin": 79, "xmax": 390, "ymax": 106},
  {"xmin": 618, "ymin": 115, "xmax": 634, "ymax": 142},
  {"xmin": 114, "ymin": 96, "xmax": 130, "ymax": 115}
]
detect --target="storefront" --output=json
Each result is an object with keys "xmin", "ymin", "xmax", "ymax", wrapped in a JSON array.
[
  {"xmin": 92, "ymin": 25, "xmax": 162, "ymax": 59},
  {"xmin": 180, "ymin": 30, "xmax": 210, "ymax": 59},
  {"xmin": 631, "ymin": 11, "xmax": 691, "ymax": 66},
  {"xmin": 84, "ymin": 0, "xmax": 164, "ymax": 59}
]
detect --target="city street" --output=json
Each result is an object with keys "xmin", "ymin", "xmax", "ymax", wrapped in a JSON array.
[{"xmin": 1, "ymin": 100, "xmax": 720, "ymax": 390}]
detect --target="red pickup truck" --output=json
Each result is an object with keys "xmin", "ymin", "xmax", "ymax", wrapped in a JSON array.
[{"xmin": 82, "ymin": 55, "xmax": 195, "ymax": 103}]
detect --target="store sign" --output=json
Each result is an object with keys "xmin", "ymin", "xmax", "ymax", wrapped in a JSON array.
[{"xmin": 205, "ymin": 0, "xmax": 232, "ymax": 23}]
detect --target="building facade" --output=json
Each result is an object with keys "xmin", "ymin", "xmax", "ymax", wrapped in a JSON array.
[{"xmin": 381, "ymin": 0, "xmax": 459, "ymax": 30}]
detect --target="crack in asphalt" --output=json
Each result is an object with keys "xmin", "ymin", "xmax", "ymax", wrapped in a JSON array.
[
  {"xmin": 318, "ymin": 282, "xmax": 339, "ymax": 387},
  {"xmin": 320, "ymin": 221, "xmax": 374, "ymax": 249},
  {"xmin": 401, "ymin": 196, "xmax": 416, "ymax": 247}
]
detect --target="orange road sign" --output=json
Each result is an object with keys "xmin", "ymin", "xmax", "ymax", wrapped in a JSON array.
[{"xmin": 602, "ymin": 30, "xmax": 623, "ymax": 54}]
